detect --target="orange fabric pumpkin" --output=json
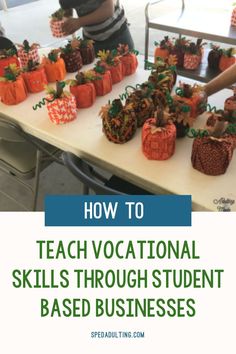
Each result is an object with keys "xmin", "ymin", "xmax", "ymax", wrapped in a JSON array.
[
  {"xmin": 0, "ymin": 56, "xmax": 20, "ymax": 77},
  {"xmin": 219, "ymin": 55, "xmax": 236, "ymax": 72},
  {"xmin": 23, "ymin": 67, "xmax": 48, "ymax": 93},
  {"xmin": 92, "ymin": 70, "xmax": 112, "ymax": 96},
  {"xmin": 154, "ymin": 47, "xmax": 169, "ymax": 62},
  {"xmin": 70, "ymin": 83, "xmax": 96, "ymax": 108},
  {"xmin": 142, "ymin": 118, "xmax": 176, "ymax": 160},
  {"xmin": 0, "ymin": 76, "xmax": 27, "ymax": 105},
  {"xmin": 120, "ymin": 53, "xmax": 138, "ymax": 76},
  {"xmin": 42, "ymin": 57, "xmax": 66, "ymax": 83},
  {"xmin": 107, "ymin": 61, "xmax": 123, "ymax": 84},
  {"xmin": 46, "ymin": 93, "xmax": 77, "ymax": 124}
]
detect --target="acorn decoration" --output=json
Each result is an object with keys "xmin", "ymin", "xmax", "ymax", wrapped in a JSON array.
[
  {"xmin": 0, "ymin": 63, "xmax": 27, "ymax": 105},
  {"xmin": 78, "ymin": 38, "xmax": 95, "ymax": 65},
  {"xmin": 207, "ymin": 44, "xmax": 222, "ymax": 71},
  {"xmin": 42, "ymin": 49, "xmax": 66, "ymax": 82},
  {"xmin": 60, "ymin": 38, "xmax": 83, "ymax": 73},
  {"xmin": 92, "ymin": 63, "xmax": 112, "ymax": 96},
  {"xmin": 99, "ymin": 98, "xmax": 137, "ymax": 144},
  {"xmin": 0, "ymin": 47, "xmax": 20, "ymax": 77},
  {"xmin": 68, "ymin": 71, "xmax": 96, "ymax": 108},
  {"xmin": 191, "ymin": 119, "xmax": 235, "ymax": 176},
  {"xmin": 46, "ymin": 81, "xmax": 77, "ymax": 124},
  {"xmin": 142, "ymin": 107, "xmax": 176, "ymax": 160},
  {"xmin": 22, "ymin": 59, "xmax": 48, "ymax": 93},
  {"xmin": 117, "ymin": 44, "xmax": 138, "ymax": 76},
  {"xmin": 16, "ymin": 40, "xmax": 40, "ymax": 67},
  {"xmin": 97, "ymin": 49, "xmax": 123, "ymax": 84}
]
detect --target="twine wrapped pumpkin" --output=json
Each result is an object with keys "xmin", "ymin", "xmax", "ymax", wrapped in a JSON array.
[
  {"xmin": 97, "ymin": 50, "xmax": 123, "ymax": 84},
  {"xmin": 22, "ymin": 60, "xmax": 48, "ymax": 93},
  {"xmin": 60, "ymin": 38, "xmax": 83, "ymax": 73},
  {"xmin": 117, "ymin": 44, "xmax": 138, "ymax": 76},
  {"xmin": 0, "ymin": 48, "xmax": 20, "ymax": 77},
  {"xmin": 42, "ymin": 50, "xmax": 66, "ymax": 82},
  {"xmin": 17, "ymin": 40, "xmax": 40, "ymax": 67},
  {"xmin": 142, "ymin": 108, "xmax": 176, "ymax": 160},
  {"xmin": 0, "ymin": 64, "xmax": 27, "ymax": 105},
  {"xmin": 69, "ymin": 71, "xmax": 96, "ymax": 108},
  {"xmin": 45, "ymin": 82, "xmax": 77, "ymax": 124},
  {"xmin": 99, "ymin": 99, "xmax": 137, "ymax": 144},
  {"xmin": 191, "ymin": 120, "xmax": 235, "ymax": 175},
  {"xmin": 78, "ymin": 39, "xmax": 95, "ymax": 65},
  {"xmin": 92, "ymin": 64, "xmax": 112, "ymax": 96}
]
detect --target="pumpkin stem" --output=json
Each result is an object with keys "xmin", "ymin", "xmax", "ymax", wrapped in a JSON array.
[{"xmin": 55, "ymin": 81, "xmax": 65, "ymax": 98}]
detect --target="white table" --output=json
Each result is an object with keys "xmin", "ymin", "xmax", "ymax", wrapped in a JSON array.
[{"xmin": 1, "ymin": 61, "xmax": 236, "ymax": 211}]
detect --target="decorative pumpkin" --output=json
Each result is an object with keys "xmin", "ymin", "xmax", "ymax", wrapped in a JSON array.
[
  {"xmin": 169, "ymin": 103, "xmax": 193, "ymax": 138},
  {"xmin": 117, "ymin": 44, "xmax": 138, "ymax": 76},
  {"xmin": 174, "ymin": 83, "xmax": 207, "ymax": 119},
  {"xmin": 142, "ymin": 108, "xmax": 176, "ymax": 160},
  {"xmin": 45, "ymin": 81, "xmax": 77, "ymax": 124},
  {"xmin": 99, "ymin": 98, "xmax": 137, "ymax": 144},
  {"xmin": 147, "ymin": 56, "xmax": 177, "ymax": 94},
  {"xmin": 92, "ymin": 63, "xmax": 112, "ymax": 96},
  {"xmin": 0, "ymin": 64, "xmax": 27, "ymax": 105},
  {"xmin": 191, "ymin": 121, "xmax": 235, "ymax": 175},
  {"xmin": 49, "ymin": 8, "xmax": 71, "ymax": 37},
  {"xmin": 219, "ymin": 48, "xmax": 236, "ymax": 72},
  {"xmin": 126, "ymin": 85, "xmax": 155, "ymax": 127},
  {"xmin": 183, "ymin": 39, "xmax": 205, "ymax": 70},
  {"xmin": 60, "ymin": 38, "xmax": 83, "ymax": 73},
  {"xmin": 42, "ymin": 50, "xmax": 66, "ymax": 82},
  {"xmin": 17, "ymin": 40, "xmax": 40, "ymax": 67},
  {"xmin": 170, "ymin": 36, "xmax": 190, "ymax": 68},
  {"xmin": 224, "ymin": 88, "xmax": 236, "ymax": 123},
  {"xmin": 69, "ymin": 71, "xmax": 96, "ymax": 108},
  {"xmin": 78, "ymin": 38, "xmax": 95, "ymax": 65},
  {"xmin": 207, "ymin": 44, "xmax": 222, "ymax": 70},
  {"xmin": 0, "ymin": 47, "xmax": 20, "ymax": 77},
  {"xmin": 231, "ymin": 7, "xmax": 236, "ymax": 26},
  {"xmin": 154, "ymin": 36, "xmax": 173, "ymax": 63},
  {"xmin": 22, "ymin": 60, "xmax": 48, "ymax": 93},
  {"xmin": 97, "ymin": 50, "xmax": 123, "ymax": 84}
]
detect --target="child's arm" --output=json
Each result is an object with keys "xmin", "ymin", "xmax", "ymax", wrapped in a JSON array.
[
  {"xmin": 61, "ymin": 0, "xmax": 114, "ymax": 35},
  {"xmin": 203, "ymin": 63, "xmax": 236, "ymax": 97}
]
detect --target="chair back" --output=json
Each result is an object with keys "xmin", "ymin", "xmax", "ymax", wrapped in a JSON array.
[
  {"xmin": 62, "ymin": 152, "xmax": 126, "ymax": 195},
  {"xmin": 0, "ymin": 36, "xmax": 17, "ymax": 52},
  {"xmin": 0, "ymin": 117, "xmax": 26, "ymax": 142}
]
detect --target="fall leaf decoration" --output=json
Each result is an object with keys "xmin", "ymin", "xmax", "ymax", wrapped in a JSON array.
[
  {"xmin": 97, "ymin": 49, "xmax": 120, "ymax": 67},
  {"xmin": 46, "ymin": 49, "xmax": 60, "ymax": 63},
  {"xmin": 50, "ymin": 8, "xmax": 66, "ymax": 20},
  {"xmin": 0, "ymin": 63, "xmax": 21, "ymax": 82}
]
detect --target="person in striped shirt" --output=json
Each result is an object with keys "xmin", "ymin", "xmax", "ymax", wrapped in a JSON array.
[{"xmin": 59, "ymin": 0, "xmax": 134, "ymax": 53}]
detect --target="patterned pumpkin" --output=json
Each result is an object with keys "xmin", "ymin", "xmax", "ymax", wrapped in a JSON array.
[
  {"xmin": 0, "ymin": 64, "xmax": 27, "ymax": 105},
  {"xmin": 46, "ymin": 82, "xmax": 77, "ymax": 124},
  {"xmin": 23, "ymin": 65, "xmax": 47, "ymax": 93},
  {"xmin": 231, "ymin": 7, "xmax": 236, "ymax": 26},
  {"xmin": 17, "ymin": 40, "xmax": 40, "ymax": 67},
  {"xmin": 99, "ymin": 99, "xmax": 137, "ymax": 144},
  {"xmin": 147, "ymin": 57, "xmax": 177, "ymax": 93},
  {"xmin": 191, "ymin": 135, "xmax": 234, "ymax": 175},
  {"xmin": 126, "ymin": 88, "xmax": 155, "ymax": 127},
  {"xmin": 42, "ymin": 50, "xmax": 66, "ymax": 83},
  {"xmin": 79, "ymin": 39, "xmax": 95, "ymax": 65},
  {"xmin": 50, "ymin": 9, "xmax": 67, "ymax": 37},
  {"xmin": 183, "ymin": 54, "xmax": 200, "ymax": 70},
  {"xmin": 142, "ymin": 109, "xmax": 176, "ymax": 160}
]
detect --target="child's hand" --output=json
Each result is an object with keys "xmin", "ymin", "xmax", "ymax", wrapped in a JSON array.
[{"xmin": 62, "ymin": 18, "xmax": 81, "ymax": 35}]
